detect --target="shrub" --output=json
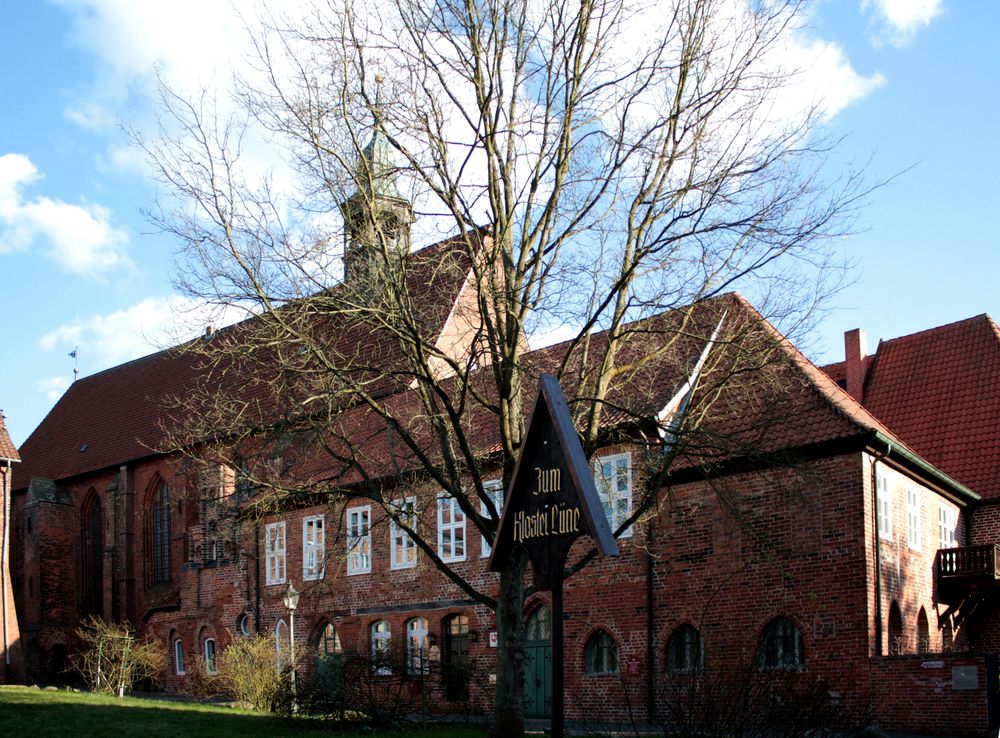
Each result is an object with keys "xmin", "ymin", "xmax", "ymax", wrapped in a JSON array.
[
  {"xmin": 72, "ymin": 617, "xmax": 166, "ymax": 697},
  {"xmin": 214, "ymin": 634, "xmax": 291, "ymax": 712}
]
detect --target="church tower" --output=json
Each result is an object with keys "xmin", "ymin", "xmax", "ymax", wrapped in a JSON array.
[{"xmin": 339, "ymin": 82, "xmax": 414, "ymax": 284}]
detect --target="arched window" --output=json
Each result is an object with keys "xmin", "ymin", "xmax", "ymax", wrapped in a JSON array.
[
  {"xmin": 81, "ymin": 492, "xmax": 103, "ymax": 617},
  {"xmin": 757, "ymin": 616, "xmax": 805, "ymax": 670},
  {"xmin": 371, "ymin": 620, "xmax": 391, "ymax": 675},
  {"xmin": 149, "ymin": 481, "xmax": 172, "ymax": 585},
  {"xmin": 888, "ymin": 601, "xmax": 904, "ymax": 656},
  {"xmin": 203, "ymin": 637, "xmax": 217, "ymax": 674},
  {"xmin": 666, "ymin": 624, "xmax": 704, "ymax": 674},
  {"xmin": 917, "ymin": 608, "xmax": 930, "ymax": 654},
  {"xmin": 172, "ymin": 633, "xmax": 185, "ymax": 675},
  {"xmin": 319, "ymin": 623, "xmax": 342, "ymax": 655},
  {"xmin": 275, "ymin": 619, "xmax": 289, "ymax": 670},
  {"xmin": 525, "ymin": 606, "xmax": 551, "ymax": 641},
  {"xmin": 584, "ymin": 631, "xmax": 619, "ymax": 675},
  {"xmin": 406, "ymin": 618, "xmax": 429, "ymax": 676},
  {"xmin": 237, "ymin": 613, "xmax": 251, "ymax": 637}
]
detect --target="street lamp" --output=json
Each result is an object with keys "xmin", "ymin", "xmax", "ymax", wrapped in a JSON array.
[{"xmin": 283, "ymin": 581, "xmax": 300, "ymax": 700}]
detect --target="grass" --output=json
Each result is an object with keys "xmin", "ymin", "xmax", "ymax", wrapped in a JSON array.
[{"xmin": 0, "ymin": 686, "xmax": 489, "ymax": 738}]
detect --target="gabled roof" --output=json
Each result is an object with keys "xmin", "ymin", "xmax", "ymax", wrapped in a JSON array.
[
  {"xmin": 17, "ymin": 267, "xmax": 974, "ymax": 504},
  {"xmin": 856, "ymin": 314, "xmax": 1000, "ymax": 500},
  {"xmin": 253, "ymin": 293, "xmax": 973, "ymax": 501},
  {"xmin": 0, "ymin": 413, "xmax": 19, "ymax": 462},
  {"xmin": 14, "ymin": 234, "xmax": 478, "ymax": 491}
]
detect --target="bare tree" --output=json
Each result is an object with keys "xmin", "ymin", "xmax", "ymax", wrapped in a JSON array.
[{"xmin": 138, "ymin": 0, "xmax": 868, "ymax": 734}]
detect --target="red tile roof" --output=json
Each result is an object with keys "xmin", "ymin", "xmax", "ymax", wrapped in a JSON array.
[
  {"xmin": 15, "ymin": 234, "xmax": 477, "ymax": 490},
  {"xmin": 18, "ymin": 256, "xmax": 961, "ymax": 500},
  {"xmin": 0, "ymin": 413, "xmax": 19, "ymax": 462},
  {"xmin": 856, "ymin": 314, "xmax": 1000, "ymax": 499},
  {"xmin": 236, "ymin": 293, "xmax": 929, "ymax": 492}
]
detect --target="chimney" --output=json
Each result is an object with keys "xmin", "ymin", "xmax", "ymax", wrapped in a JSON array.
[
  {"xmin": 204, "ymin": 325, "xmax": 215, "ymax": 340},
  {"xmin": 844, "ymin": 328, "xmax": 867, "ymax": 402}
]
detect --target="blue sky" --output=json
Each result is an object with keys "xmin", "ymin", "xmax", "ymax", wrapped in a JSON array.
[{"xmin": 0, "ymin": 0, "xmax": 996, "ymax": 447}]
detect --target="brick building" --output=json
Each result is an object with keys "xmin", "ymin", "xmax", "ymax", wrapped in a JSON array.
[
  {"xmin": 0, "ymin": 411, "xmax": 23, "ymax": 684},
  {"xmin": 7, "ymin": 132, "xmax": 1000, "ymax": 734}
]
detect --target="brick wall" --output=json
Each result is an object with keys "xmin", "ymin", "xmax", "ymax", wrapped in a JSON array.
[
  {"xmin": 11, "ymin": 445, "xmax": 988, "ymax": 734},
  {"xmin": 869, "ymin": 655, "xmax": 988, "ymax": 736}
]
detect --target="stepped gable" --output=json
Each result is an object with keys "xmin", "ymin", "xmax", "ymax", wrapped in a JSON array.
[
  {"xmin": 861, "ymin": 314, "xmax": 1000, "ymax": 499},
  {"xmin": 14, "ymin": 234, "xmax": 478, "ymax": 492},
  {"xmin": 0, "ymin": 413, "xmax": 18, "ymax": 462}
]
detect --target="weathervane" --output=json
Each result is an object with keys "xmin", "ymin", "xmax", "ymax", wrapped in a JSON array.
[{"xmin": 69, "ymin": 346, "xmax": 78, "ymax": 382}]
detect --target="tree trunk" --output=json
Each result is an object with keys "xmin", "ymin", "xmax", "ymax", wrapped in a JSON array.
[{"xmin": 491, "ymin": 550, "xmax": 527, "ymax": 738}]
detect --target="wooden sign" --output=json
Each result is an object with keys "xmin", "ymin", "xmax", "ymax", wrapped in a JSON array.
[
  {"xmin": 488, "ymin": 374, "xmax": 618, "ymax": 588},
  {"xmin": 488, "ymin": 374, "xmax": 620, "ymax": 738}
]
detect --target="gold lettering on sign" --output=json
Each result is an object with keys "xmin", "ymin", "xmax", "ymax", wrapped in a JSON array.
[
  {"xmin": 513, "ymin": 505, "xmax": 580, "ymax": 543},
  {"xmin": 533, "ymin": 467, "xmax": 561, "ymax": 495}
]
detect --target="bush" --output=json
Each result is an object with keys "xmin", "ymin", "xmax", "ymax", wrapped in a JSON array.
[
  {"xmin": 658, "ymin": 662, "xmax": 845, "ymax": 738},
  {"xmin": 214, "ymin": 634, "xmax": 292, "ymax": 712},
  {"xmin": 72, "ymin": 617, "xmax": 166, "ymax": 697}
]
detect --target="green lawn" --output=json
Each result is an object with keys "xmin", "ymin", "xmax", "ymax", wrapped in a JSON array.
[{"xmin": 0, "ymin": 686, "xmax": 488, "ymax": 737}]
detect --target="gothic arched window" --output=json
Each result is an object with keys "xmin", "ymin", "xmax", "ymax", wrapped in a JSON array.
[
  {"xmin": 666, "ymin": 623, "xmax": 704, "ymax": 674},
  {"xmin": 150, "ymin": 481, "xmax": 172, "ymax": 585},
  {"xmin": 584, "ymin": 631, "xmax": 619, "ymax": 675},
  {"xmin": 757, "ymin": 616, "xmax": 805, "ymax": 670},
  {"xmin": 81, "ymin": 492, "xmax": 103, "ymax": 616}
]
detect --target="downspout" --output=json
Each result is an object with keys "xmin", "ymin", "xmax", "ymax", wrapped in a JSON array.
[
  {"xmin": 871, "ymin": 443, "xmax": 890, "ymax": 656},
  {"xmin": 645, "ymin": 521, "xmax": 655, "ymax": 722},
  {"xmin": 870, "ymin": 442, "xmax": 890, "ymax": 722}
]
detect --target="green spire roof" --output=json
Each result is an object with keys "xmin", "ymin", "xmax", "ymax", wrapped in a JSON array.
[{"xmin": 359, "ymin": 125, "xmax": 403, "ymax": 201}]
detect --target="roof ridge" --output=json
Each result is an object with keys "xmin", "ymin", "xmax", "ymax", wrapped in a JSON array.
[
  {"xmin": 37, "ymin": 231, "xmax": 484, "ymax": 390},
  {"xmin": 879, "ymin": 313, "xmax": 993, "ymax": 347}
]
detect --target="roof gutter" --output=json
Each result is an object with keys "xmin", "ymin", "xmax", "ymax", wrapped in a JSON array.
[{"xmin": 871, "ymin": 430, "xmax": 980, "ymax": 504}]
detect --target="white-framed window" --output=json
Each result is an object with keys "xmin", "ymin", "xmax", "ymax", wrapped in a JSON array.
[
  {"xmin": 303, "ymin": 514, "xmax": 325, "ymax": 580},
  {"xmin": 390, "ymin": 497, "xmax": 418, "ymax": 570},
  {"xmin": 204, "ymin": 638, "xmax": 217, "ymax": 674},
  {"xmin": 174, "ymin": 638, "xmax": 185, "ymax": 675},
  {"xmin": 480, "ymin": 480, "xmax": 504, "ymax": 557},
  {"xmin": 876, "ymin": 468, "xmax": 892, "ymax": 541},
  {"xmin": 371, "ymin": 620, "xmax": 392, "ymax": 675},
  {"xmin": 347, "ymin": 505, "xmax": 372, "ymax": 574},
  {"xmin": 437, "ymin": 495, "xmax": 467, "ymax": 563},
  {"xmin": 595, "ymin": 452, "xmax": 632, "ymax": 537},
  {"xmin": 406, "ymin": 617, "xmax": 429, "ymax": 676},
  {"xmin": 265, "ymin": 521, "xmax": 286, "ymax": 585},
  {"xmin": 907, "ymin": 486, "xmax": 922, "ymax": 551},
  {"xmin": 939, "ymin": 504, "xmax": 958, "ymax": 549}
]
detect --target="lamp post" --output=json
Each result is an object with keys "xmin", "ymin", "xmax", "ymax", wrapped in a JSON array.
[{"xmin": 283, "ymin": 581, "xmax": 300, "ymax": 701}]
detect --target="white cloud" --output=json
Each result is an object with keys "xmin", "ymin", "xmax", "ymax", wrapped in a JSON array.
[
  {"xmin": 52, "ymin": 0, "xmax": 257, "ymax": 130},
  {"xmin": 0, "ymin": 153, "xmax": 130, "ymax": 275},
  {"xmin": 777, "ymin": 34, "xmax": 886, "ymax": 123},
  {"xmin": 36, "ymin": 376, "xmax": 72, "ymax": 403},
  {"xmin": 39, "ymin": 295, "xmax": 248, "ymax": 373},
  {"xmin": 863, "ymin": 0, "xmax": 943, "ymax": 47}
]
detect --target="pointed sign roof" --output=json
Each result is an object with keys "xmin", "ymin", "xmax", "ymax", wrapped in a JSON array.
[{"xmin": 488, "ymin": 374, "xmax": 617, "ymax": 588}]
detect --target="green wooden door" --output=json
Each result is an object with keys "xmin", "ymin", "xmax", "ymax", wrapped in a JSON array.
[
  {"xmin": 523, "ymin": 606, "xmax": 552, "ymax": 718},
  {"xmin": 523, "ymin": 640, "xmax": 552, "ymax": 717}
]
